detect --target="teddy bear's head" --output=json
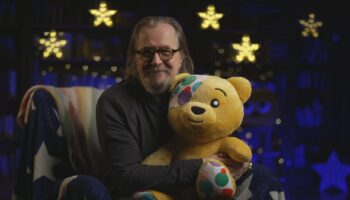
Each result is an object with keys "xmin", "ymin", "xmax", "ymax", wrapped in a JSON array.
[{"xmin": 168, "ymin": 73, "xmax": 251, "ymax": 144}]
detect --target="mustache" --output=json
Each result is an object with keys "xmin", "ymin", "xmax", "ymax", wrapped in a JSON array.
[{"xmin": 143, "ymin": 65, "xmax": 170, "ymax": 74}]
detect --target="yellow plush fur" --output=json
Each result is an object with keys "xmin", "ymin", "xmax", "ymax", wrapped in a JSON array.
[{"xmin": 142, "ymin": 73, "xmax": 252, "ymax": 199}]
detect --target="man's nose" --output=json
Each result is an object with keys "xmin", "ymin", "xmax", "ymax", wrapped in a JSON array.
[{"xmin": 151, "ymin": 52, "xmax": 163, "ymax": 65}]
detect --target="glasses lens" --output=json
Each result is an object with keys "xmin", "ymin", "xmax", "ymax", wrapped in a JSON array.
[
  {"xmin": 137, "ymin": 48, "xmax": 178, "ymax": 61},
  {"xmin": 139, "ymin": 48, "xmax": 154, "ymax": 60},
  {"xmin": 158, "ymin": 49, "xmax": 173, "ymax": 61}
]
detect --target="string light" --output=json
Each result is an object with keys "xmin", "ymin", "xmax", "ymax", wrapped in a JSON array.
[
  {"xmin": 198, "ymin": 4, "xmax": 223, "ymax": 30},
  {"xmin": 47, "ymin": 66, "xmax": 54, "ymax": 72},
  {"xmin": 82, "ymin": 65, "xmax": 89, "ymax": 71},
  {"xmin": 275, "ymin": 118, "xmax": 282, "ymax": 125},
  {"xmin": 214, "ymin": 61, "xmax": 221, "ymax": 67},
  {"xmin": 299, "ymin": 13, "xmax": 323, "ymax": 38},
  {"xmin": 218, "ymin": 48, "xmax": 225, "ymax": 54},
  {"xmin": 41, "ymin": 70, "xmax": 47, "ymax": 76},
  {"xmin": 93, "ymin": 55, "xmax": 102, "ymax": 61},
  {"xmin": 232, "ymin": 35, "xmax": 260, "ymax": 63},
  {"xmin": 92, "ymin": 72, "xmax": 98, "ymax": 77},
  {"xmin": 278, "ymin": 158, "xmax": 284, "ymax": 165},
  {"xmin": 89, "ymin": 1, "xmax": 117, "ymax": 27},
  {"xmin": 38, "ymin": 31, "xmax": 67, "ymax": 59},
  {"xmin": 116, "ymin": 77, "xmax": 123, "ymax": 83},
  {"xmin": 214, "ymin": 69, "xmax": 221, "ymax": 76},
  {"xmin": 245, "ymin": 132, "xmax": 252, "ymax": 139},
  {"xmin": 64, "ymin": 64, "xmax": 71, "ymax": 70},
  {"xmin": 111, "ymin": 66, "xmax": 118, "ymax": 72}
]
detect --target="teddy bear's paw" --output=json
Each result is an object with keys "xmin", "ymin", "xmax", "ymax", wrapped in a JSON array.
[{"xmin": 196, "ymin": 160, "xmax": 236, "ymax": 200}]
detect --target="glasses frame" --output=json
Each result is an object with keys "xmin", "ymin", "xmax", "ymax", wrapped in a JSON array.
[{"xmin": 135, "ymin": 47, "xmax": 181, "ymax": 62}]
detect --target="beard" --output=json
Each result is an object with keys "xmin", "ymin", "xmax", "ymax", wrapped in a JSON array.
[{"xmin": 139, "ymin": 65, "xmax": 172, "ymax": 94}]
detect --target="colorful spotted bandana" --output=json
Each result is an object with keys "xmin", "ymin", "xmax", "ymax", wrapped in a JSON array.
[{"xmin": 169, "ymin": 75, "xmax": 209, "ymax": 108}]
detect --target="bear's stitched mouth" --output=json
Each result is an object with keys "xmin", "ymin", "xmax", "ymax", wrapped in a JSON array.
[{"xmin": 187, "ymin": 117, "xmax": 203, "ymax": 123}]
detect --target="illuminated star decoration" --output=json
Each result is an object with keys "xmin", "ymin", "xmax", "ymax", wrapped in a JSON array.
[
  {"xmin": 38, "ymin": 31, "xmax": 67, "ymax": 59},
  {"xmin": 198, "ymin": 4, "xmax": 223, "ymax": 30},
  {"xmin": 232, "ymin": 35, "xmax": 260, "ymax": 63},
  {"xmin": 312, "ymin": 151, "xmax": 350, "ymax": 193},
  {"xmin": 299, "ymin": 13, "xmax": 323, "ymax": 38},
  {"xmin": 89, "ymin": 1, "xmax": 117, "ymax": 27}
]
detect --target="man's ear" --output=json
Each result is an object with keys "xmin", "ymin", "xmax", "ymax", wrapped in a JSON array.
[
  {"xmin": 170, "ymin": 73, "xmax": 191, "ymax": 91},
  {"xmin": 227, "ymin": 77, "xmax": 252, "ymax": 103}
]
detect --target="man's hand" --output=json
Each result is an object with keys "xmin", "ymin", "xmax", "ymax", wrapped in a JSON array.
[{"xmin": 203, "ymin": 153, "xmax": 251, "ymax": 180}]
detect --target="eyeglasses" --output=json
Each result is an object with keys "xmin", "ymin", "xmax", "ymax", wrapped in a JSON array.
[{"xmin": 135, "ymin": 47, "xmax": 181, "ymax": 62}]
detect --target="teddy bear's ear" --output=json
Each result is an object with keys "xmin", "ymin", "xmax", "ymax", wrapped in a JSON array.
[
  {"xmin": 227, "ymin": 77, "xmax": 252, "ymax": 103},
  {"xmin": 169, "ymin": 73, "xmax": 191, "ymax": 91}
]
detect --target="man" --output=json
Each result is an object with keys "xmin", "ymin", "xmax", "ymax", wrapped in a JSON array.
[
  {"xmin": 96, "ymin": 16, "xmax": 204, "ymax": 199},
  {"xmin": 96, "ymin": 16, "xmax": 284, "ymax": 199}
]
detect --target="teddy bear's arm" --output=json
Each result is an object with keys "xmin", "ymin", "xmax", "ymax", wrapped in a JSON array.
[
  {"xmin": 219, "ymin": 137, "xmax": 252, "ymax": 162},
  {"xmin": 142, "ymin": 144, "xmax": 173, "ymax": 166}
]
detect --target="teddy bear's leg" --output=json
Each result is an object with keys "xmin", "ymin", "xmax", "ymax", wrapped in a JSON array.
[
  {"xmin": 132, "ymin": 190, "xmax": 174, "ymax": 200},
  {"xmin": 196, "ymin": 160, "xmax": 236, "ymax": 200}
]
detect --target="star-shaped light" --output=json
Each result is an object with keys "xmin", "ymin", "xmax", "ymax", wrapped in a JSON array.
[
  {"xmin": 312, "ymin": 151, "xmax": 350, "ymax": 193},
  {"xmin": 198, "ymin": 4, "xmax": 223, "ymax": 30},
  {"xmin": 33, "ymin": 142, "xmax": 61, "ymax": 181},
  {"xmin": 299, "ymin": 13, "xmax": 323, "ymax": 38},
  {"xmin": 232, "ymin": 35, "xmax": 260, "ymax": 63},
  {"xmin": 38, "ymin": 31, "xmax": 67, "ymax": 59},
  {"xmin": 89, "ymin": 1, "xmax": 117, "ymax": 27}
]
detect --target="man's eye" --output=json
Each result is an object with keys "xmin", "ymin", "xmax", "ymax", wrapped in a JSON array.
[
  {"xmin": 159, "ymin": 49, "xmax": 172, "ymax": 55},
  {"xmin": 141, "ymin": 50, "xmax": 154, "ymax": 56}
]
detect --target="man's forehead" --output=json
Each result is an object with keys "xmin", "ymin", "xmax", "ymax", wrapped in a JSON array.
[{"xmin": 136, "ymin": 24, "xmax": 179, "ymax": 47}]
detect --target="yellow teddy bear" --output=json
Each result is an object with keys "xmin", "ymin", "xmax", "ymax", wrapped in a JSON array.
[{"xmin": 138, "ymin": 73, "xmax": 252, "ymax": 200}]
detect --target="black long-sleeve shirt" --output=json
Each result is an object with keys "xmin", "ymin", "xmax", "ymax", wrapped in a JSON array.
[{"xmin": 96, "ymin": 79, "xmax": 202, "ymax": 198}]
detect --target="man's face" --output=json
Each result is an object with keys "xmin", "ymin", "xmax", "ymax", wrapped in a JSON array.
[{"xmin": 135, "ymin": 23, "xmax": 183, "ymax": 94}]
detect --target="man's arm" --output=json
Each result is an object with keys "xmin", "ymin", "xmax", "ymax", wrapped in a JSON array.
[{"xmin": 96, "ymin": 94, "xmax": 202, "ymax": 197}]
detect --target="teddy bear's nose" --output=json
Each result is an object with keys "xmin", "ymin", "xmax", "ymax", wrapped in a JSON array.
[{"xmin": 191, "ymin": 106, "xmax": 206, "ymax": 115}]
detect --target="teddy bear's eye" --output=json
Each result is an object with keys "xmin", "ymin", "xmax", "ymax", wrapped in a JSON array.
[{"xmin": 210, "ymin": 99, "xmax": 220, "ymax": 108}]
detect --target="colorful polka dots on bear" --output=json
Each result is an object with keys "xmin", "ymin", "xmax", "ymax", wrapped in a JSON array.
[
  {"xmin": 215, "ymin": 168, "xmax": 229, "ymax": 186},
  {"xmin": 169, "ymin": 75, "xmax": 208, "ymax": 108},
  {"xmin": 196, "ymin": 160, "xmax": 236, "ymax": 200}
]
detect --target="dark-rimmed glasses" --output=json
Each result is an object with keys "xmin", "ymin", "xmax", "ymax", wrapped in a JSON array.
[{"xmin": 135, "ymin": 47, "xmax": 181, "ymax": 62}]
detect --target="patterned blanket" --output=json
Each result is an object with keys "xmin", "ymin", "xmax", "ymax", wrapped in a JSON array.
[{"xmin": 17, "ymin": 85, "xmax": 105, "ymax": 178}]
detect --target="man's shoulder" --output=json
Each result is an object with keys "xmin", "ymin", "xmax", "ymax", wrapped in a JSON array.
[
  {"xmin": 98, "ymin": 79, "xmax": 137, "ymax": 104},
  {"xmin": 103, "ymin": 79, "xmax": 136, "ymax": 96}
]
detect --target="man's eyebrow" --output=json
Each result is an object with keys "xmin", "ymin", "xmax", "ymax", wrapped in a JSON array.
[{"xmin": 215, "ymin": 88, "xmax": 226, "ymax": 96}]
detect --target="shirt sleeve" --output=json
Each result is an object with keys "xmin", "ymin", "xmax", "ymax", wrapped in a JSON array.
[{"xmin": 96, "ymin": 94, "xmax": 202, "ymax": 197}]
